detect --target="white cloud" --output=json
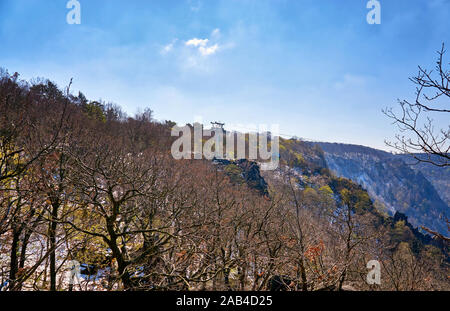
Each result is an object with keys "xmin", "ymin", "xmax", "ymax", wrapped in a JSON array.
[
  {"xmin": 186, "ymin": 34, "xmax": 221, "ymax": 57},
  {"xmin": 186, "ymin": 36, "xmax": 220, "ymax": 56},
  {"xmin": 161, "ymin": 39, "xmax": 177, "ymax": 55},
  {"xmin": 199, "ymin": 44, "xmax": 219, "ymax": 56},
  {"xmin": 185, "ymin": 38, "xmax": 209, "ymax": 47}
]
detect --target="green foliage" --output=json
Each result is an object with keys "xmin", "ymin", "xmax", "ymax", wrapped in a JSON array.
[
  {"xmin": 318, "ymin": 185, "xmax": 333, "ymax": 197},
  {"xmin": 224, "ymin": 164, "xmax": 245, "ymax": 184},
  {"xmin": 391, "ymin": 220, "xmax": 411, "ymax": 244},
  {"xmin": 373, "ymin": 200, "xmax": 390, "ymax": 218},
  {"xmin": 354, "ymin": 190, "xmax": 372, "ymax": 212},
  {"xmin": 84, "ymin": 101, "xmax": 106, "ymax": 122}
]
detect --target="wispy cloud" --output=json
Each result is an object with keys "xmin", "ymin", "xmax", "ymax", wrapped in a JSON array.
[
  {"xmin": 188, "ymin": 0, "xmax": 202, "ymax": 12},
  {"xmin": 161, "ymin": 39, "xmax": 178, "ymax": 55},
  {"xmin": 199, "ymin": 44, "xmax": 219, "ymax": 56},
  {"xmin": 333, "ymin": 74, "xmax": 370, "ymax": 91},
  {"xmin": 211, "ymin": 28, "xmax": 220, "ymax": 38}
]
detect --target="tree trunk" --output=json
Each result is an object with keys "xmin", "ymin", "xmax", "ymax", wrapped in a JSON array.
[
  {"xmin": 49, "ymin": 201, "xmax": 59, "ymax": 291},
  {"xmin": 299, "ymin": 258, "xmax": 308, "ymax": 291},
  {"xmin": 8, "ymin": 226, "xmax": 20, "ymax": 290}
]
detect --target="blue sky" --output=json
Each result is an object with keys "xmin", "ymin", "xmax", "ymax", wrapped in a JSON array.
[{"xmin": 0, "ymin": 0, "xmax": 449, "ymax": 150}]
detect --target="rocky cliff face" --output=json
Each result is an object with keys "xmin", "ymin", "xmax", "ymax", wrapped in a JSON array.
[
  {"xmin": 315, "ymin": 142, "xmax": 449, "ymax": 235},
  {"xmin": 213, "ymin": 158, "xmax": 269, "ymax": 195},
  {"xmin": 396, "ymin": 154, "xmax": 450, "ymax": 207}
]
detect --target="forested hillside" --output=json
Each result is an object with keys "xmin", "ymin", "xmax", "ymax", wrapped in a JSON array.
[
  {"xmin": 0, "ymin": 70, "xmax": 448, "ymax": 291},
  {"xmin": 315, "ymin": 142, "xmax": 449, "ymax": 235}
]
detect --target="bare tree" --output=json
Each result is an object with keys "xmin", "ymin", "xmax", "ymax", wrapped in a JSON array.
[{"xmin": 384, "ymin": 43, "xmax": 449, "ymax": 167}]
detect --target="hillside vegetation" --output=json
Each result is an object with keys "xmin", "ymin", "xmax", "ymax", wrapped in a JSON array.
[
  {"xmin": 0, "ymin": 70, "xmax": 448, "ymax": 291},
  {"xmin": 316, "ymin": 142, "xmax": 449, "ymax": 234}
]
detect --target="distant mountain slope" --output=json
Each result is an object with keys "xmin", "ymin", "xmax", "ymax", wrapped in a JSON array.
[
  {"xmin": 396, "ymin": 154, "xmax": 450, "ymax": 207},
  {"xmin": 314, "ymin": 142, "xmax": 449, "ymax": 234}
]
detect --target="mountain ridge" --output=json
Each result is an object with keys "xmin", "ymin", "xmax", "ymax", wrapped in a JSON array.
[{"xmin": 312, "ymin": 142, "xmax": 449, "ymax": 235}]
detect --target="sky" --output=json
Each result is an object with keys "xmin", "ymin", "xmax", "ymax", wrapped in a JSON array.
[{"xmin": 0, "ymin": 0, "xmax": 449, "ymax": 151}]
